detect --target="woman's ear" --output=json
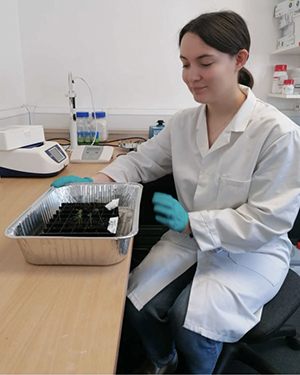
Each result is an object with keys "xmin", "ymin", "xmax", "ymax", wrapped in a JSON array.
[{"xmin": 235, "ymin": 49, "xmax": 248, "ymax": 72}]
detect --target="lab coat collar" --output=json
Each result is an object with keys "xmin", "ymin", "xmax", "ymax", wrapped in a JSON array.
[
  {"xmin": 230, "ymin": 85, "xmax": 257, "ymax": 133},
  {"xmin": 195, "ymin": 85, "xmax": 257, "ymax": 157},
  {"xmin": 195, "ymin": 106, "xmax": 209, "ymax": 158}
]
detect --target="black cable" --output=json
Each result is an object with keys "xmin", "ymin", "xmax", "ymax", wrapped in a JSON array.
[
  {"xmin": 47, "ymin": 138, "xmax": 71, "ymax": 144},
  {"xmin": 46, "ymin": 137, "xmax": 146, "ymax": 145},
  {"xmin": 107, "ymin": 136, "xmax": 147, "ymax": 142},
  {"xmin": 45, "ymin": 137, "xmax": 145, "ymax": 151},
  {"xmin": 98, "ymin": 143, "xmax": 120, "ymax": 147}
]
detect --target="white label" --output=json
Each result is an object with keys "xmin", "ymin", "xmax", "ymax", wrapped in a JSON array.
[
  {"xmin": 107, "ymin": 217, "xmax": 119, "ymax": 234},
  {"xmin": 282, "ymin": 85, "xmax": 294, "ymax": 95},
  {"xmin": 105, "ymin": 198, "xmax": 119, "ymax": 210}
]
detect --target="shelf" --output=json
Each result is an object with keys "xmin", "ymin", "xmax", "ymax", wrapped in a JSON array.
[
  {"xmin": 268, "ymin": 93, "xmax": 300, "ymax": 99},
  {"xmin": 271, "ymin": 43, "xmax": 300, "ymax": 55}
]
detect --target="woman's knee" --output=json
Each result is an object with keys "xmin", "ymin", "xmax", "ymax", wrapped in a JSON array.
[
  {"xmin": 168, "ymin": 284, "xmax": 191, "ymax": 344},
  {"xmin": 125, "ymin": 296, "xmax": 166, "ymax": 329},
  {"xmin": 125, "ymin": 298, "xmax": 147, "ymax": 325}
]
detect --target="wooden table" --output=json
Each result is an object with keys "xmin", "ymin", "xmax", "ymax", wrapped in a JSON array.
[{"xmin": 0, "ymin": 159, "xmax": 132, "ymax": 374}]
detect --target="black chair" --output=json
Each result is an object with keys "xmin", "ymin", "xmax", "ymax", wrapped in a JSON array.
[
  {"xmin": 213, "ymin": 268, "xmax": 300, "ymax": 374},
  {"xmin": 133, "ymin": 175, "xmax": 300, "ymax": 374},
  {"xmin": 213, "ymin": 208, "xmax": 300, "ymax": 374}
]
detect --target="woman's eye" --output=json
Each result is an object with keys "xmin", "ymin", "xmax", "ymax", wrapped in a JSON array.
[{"xmin": 182, "ymin": 62, "xmax": 212, "ymax": 68}]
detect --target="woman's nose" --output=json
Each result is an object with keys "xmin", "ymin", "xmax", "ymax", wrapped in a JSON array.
[{"xmin": 187, "ymin": 66, "xmax": 201, "ymax": 83}]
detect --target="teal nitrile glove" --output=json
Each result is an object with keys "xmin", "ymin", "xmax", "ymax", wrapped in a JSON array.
[
  {"xmin": 51, "ymin": 175, "xmax": 93, "ymax": 188},
  {"xmin": 152, "ymin": 192, "xmax": 189, "ymax": 232}
]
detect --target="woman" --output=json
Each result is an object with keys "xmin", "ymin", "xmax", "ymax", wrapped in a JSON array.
[{"xmin": 52, "ymin": 11, "xmax": 300, "ymax": 374}]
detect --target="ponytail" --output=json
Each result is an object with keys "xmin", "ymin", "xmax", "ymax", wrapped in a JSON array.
[{"xmin": 238, "ymin": 67, "xmax": 254, "ymax": 89}]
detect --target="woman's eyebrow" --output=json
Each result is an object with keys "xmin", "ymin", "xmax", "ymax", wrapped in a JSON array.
[{"xmin": 180, "ymin": 54, "xmax": 214, "ymax": 60}]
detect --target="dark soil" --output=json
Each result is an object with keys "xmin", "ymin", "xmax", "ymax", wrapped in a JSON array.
[{"xmin": 39, "ymin": 202, "xmax": 119, "ymax": 237}]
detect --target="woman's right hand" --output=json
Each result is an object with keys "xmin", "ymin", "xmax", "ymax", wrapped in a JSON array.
[
  {"xmin": 51, "ymin": 173, "xmax": 115, "ymax": 188},
  {"xmin": 50, "ymin": 175, "xmax": 93, "ymax": 188}
]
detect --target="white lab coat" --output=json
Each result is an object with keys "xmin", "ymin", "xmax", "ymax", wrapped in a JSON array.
[{"xmin": 101, "ymin": 86, "xmax": 300, "ymax": 342}]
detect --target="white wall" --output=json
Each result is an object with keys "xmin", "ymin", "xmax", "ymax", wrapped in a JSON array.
[
  {"xmin": 18, "ymin": 0, "xmax": 279, "ymax": 107},
  {"xmin": 3, "ymin": 0, "xmax": 299, "ymax": 131},
  {"xmin": 0, "ymin": 0, "xmax": 25, "ymax": 112}
]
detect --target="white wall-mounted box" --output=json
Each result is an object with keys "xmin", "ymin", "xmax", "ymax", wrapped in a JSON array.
[
  {"xmin": 294, "ymin": 0, "xmax": 300, "ymax": 14},
  {"xmin": 283, "ymin": 22, "xmax": 295, "ymax": 36},
  {"xmin": 293, "ymin": 13, "xmax": 300, "ymax": 42},
  {"xmin": 279, "ymin": 11, "xmax": 293, "ymax": 28},
  {"xmin": 275, "ymin": 0, "xmax": 295, "ymax": 18},
  {"xmin": 277, "ymin": 33, "xmax": 295, "ymax": 48}
]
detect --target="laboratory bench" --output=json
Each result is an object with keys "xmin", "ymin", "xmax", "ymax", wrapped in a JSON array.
[{"xmin": 0, "ymin": 160, "xmax": 132, "ymax": 374}]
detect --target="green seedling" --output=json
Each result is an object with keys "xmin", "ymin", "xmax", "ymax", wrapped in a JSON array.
[
  {"xmin": 87, "ymin": 212, "xmax": 93, "ymax": 226},
  {"xmin": 92, "ymin": 208, "xmax": 104, "ymax": 223},
  {"xmin": 73, "ymin": 209, "xmax": 83, "ymax": 226}
]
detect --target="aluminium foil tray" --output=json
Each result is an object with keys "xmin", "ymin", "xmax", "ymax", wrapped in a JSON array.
[{"xmin": 5, "ymin": 183, "xmax": 143, "ymax": 265}]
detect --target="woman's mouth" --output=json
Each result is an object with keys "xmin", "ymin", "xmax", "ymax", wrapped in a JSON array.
[{"xmin": 192, "ymin": 86, "xmax": 207, "ymax": 94}]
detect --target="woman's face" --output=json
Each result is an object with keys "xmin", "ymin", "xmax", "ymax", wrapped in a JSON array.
[{"xmin": 180, "ymin": 32, "xmax": 240, "ymax": 104}]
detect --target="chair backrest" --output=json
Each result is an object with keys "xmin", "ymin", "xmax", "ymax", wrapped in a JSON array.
[
  {"xmin": 139, "ymin": 174, "xmax": 177, "ymax": 226},
  {"xmin": 289, "ymin": 209, "xmax": 300, "ymax": 243}
]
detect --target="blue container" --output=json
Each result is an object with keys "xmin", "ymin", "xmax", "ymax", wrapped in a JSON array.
[{"xmin": 148, "ymin": 120, "xmax": 165, "ymax": 139}]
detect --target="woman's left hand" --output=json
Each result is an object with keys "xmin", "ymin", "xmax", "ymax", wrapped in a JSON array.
[{"xmin": 152, "ymin": 192, "xmax": 189, "ymax": 232}]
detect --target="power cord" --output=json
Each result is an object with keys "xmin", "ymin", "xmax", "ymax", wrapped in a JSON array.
[
  {"xmin": 99, "ymin": 137, "xmax": 146, "ymax": 152},
  {"xmin": 72, "ymin": 76, "xmax": 98, "ymax": 146},
  {"xmin": 47, "ymin": 137, "xmax": 70, "ymax": 145},
  {"xmin": 108, "ymin": 136, "xmax": 147, "ymax": 142},
  {"xmin": 46, "ymin": 137, "xmax": 71, "ymax": 151}
]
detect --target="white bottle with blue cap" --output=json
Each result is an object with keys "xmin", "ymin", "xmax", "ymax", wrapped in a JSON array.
[
  {"xmin": 76, "ymin": 111, "xmax": 89, "ymax": 145},
  {"xmin": 91, "ymin": 112, "xmax": 107, "ymax": 142}
]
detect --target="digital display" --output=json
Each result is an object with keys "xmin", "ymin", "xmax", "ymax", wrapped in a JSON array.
[
  {"xmin": 87, "ymin": 147, "xmax": 99, "ymax": 155},
  {"xmin": 46, "ymin": 146, "xmax": 66, "ymax": 163},
  {"xmin": 82, "ymin": 146, "xmax": 103, "ymax": 161}
]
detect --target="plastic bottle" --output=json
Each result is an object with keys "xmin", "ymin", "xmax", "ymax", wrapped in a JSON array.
[
  {"xmin": 282, "ymin": 79, "xmax": 294, "ymax": 95},
  {"xmin": 91, "ymin": 112, "xmax": 107, "ymax": 142},
  {"xmin": 84, "ymin": 118, "xmax": 91, "ymax": 145},
  {"xmin": 90, "ymin": 118, "xmax": 99, "ymax": 145},
  {"xmin": 76, "ymin": 111, "xmax": 89, "ymax": 145},
  {"xmin": 291, "ymin": 68, "xmax": 300, "ymax": 94},
  {"xmin": 148, "ymin": 120, "xmax": 165, "ymax": 138},
  {"xmin": 271, "ymin": 65, "xmax": 288, "ymax": 94}
]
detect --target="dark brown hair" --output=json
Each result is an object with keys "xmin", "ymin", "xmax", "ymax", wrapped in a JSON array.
[{"xmin": 179, "ymin": 11, "xmax": 254, "ymax": 88}]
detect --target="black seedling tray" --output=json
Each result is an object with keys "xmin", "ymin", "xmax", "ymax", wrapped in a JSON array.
[{"xmin": 40, "ymin": 203, "xmax": 119, "ymax": 237}]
